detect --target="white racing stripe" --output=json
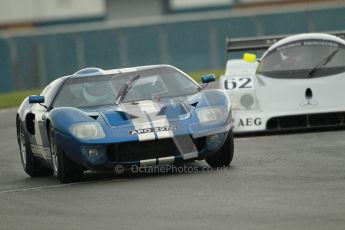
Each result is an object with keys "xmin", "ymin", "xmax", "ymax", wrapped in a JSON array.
[
  {"xmin": 131, "ymin": 118, "xmax": 156, "ymax": 141},
  {"xmin": 122, "ymin": 100, "xmax": 198, "ymax": 160},
  {"xmin": 137, "ymin": 100, "xmax": 162, "ymax": 141},
  {"xmin": 138, "ymin": 100, "xmax": 159, "ymax": 114},
  {"xmin": 141, "ymin": 101, "xmax": 198, "ymax": 160},
  {"xmin": 121, "ymin": 101, "xmax": 155, "ymax": 141},
  {"xmin": 172, "ymin": 136, "xmax": 198, "ymax": 160},
  {"xmin": 151, "ymin": 117, "xmax": 174, "ymax": 139},
  {"xmin": 139, "ymin": 156, "xmax": 176, "ymax": 166},
  {"xmin": 138, "ymin": 100, "xmax": 174, "ymax": 140},
  {"xmin": 140, "ymin": 159, "xmax": 157, "ymax": 166},
  {"xmin": 158, "ymin": 156, "xmax": 175, "ymax": 164}
]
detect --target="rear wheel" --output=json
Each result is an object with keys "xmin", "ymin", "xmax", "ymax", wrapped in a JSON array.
[
  {"xmin": 18, "ymin": 124, "xmax": 53, "ymax": 177},
  {"xmin": 206, "ymin": 130, "xmax": 234, "ymax": 168},
  {"xmin": 49, "ymin": 126, "xmax": 83, "ymax": 183}
]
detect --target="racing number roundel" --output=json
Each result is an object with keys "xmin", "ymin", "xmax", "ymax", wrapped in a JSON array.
[{"xmin": 224, "ymin": 77, "xmax": 254, "ymax": 90}]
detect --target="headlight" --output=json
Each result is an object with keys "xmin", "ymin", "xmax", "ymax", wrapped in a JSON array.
[
  {"xmin": 70, "ymin": 122, "xmax": 105, "ymax": 140},
  {"xmin": 81, "ymin": 145, "xmax": 106, "ymax": 164},
  {"xmin": 195, "ymin": 106, "xmax": 228, "ymax": 124}
]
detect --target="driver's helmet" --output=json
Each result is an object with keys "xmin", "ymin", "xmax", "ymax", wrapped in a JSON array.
[
  {"xmin": 280, "ymin": 46, "xmax": 303, "ymax": 61},
  {"xmin": 82, "ymin": 81, "xmax": 113, "ymax": 104},
  {"xmin": 280, "ymin": 48, "xmax": 293, "ymax": 60}
]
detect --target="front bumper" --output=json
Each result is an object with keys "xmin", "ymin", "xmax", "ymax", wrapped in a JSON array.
[
  {"xmin": 55, "ymin": 131, "xmax": 230, "ymax": 170},
  {"xmin": 232, "ymin": 109, "xmax": 345, "ymax": 133}
]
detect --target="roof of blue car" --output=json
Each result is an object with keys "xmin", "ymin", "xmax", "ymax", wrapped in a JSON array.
[{"xmin": 69, "ymin": 65, "xmax": 173, "ymax": 78}]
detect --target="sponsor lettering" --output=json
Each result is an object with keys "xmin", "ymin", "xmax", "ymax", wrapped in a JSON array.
[
  {"xmin": 276, "ymin": 40, "xmax": 339, "ymax": 52},
  {"xmin": 238, "ymin": 118, "xmax": 262, "ymax": 127}
]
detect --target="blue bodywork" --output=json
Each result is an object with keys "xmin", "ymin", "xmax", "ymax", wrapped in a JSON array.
[{"xmin": 16, "ymin": 65, "xmax": 232, "ymax": 171}]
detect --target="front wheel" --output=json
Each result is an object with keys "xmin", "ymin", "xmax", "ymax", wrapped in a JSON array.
[
  {"xmin": 18, "ymin": 124, "xmax": 53, "ymax": 177},
  {"xmin": 49, "ymin": 126, "xmax": 83, "ymax": 183},
  {"xmin": 206, "ymin": 131, "xmax": 234, "ymax": 168}
]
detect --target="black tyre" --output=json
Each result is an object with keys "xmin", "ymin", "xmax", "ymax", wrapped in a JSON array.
[
  {"xmin": 206, "ymin": 130, "xmax": 234, "ymax": 168},
  {"xmin": 18, "ymin": 124, "xmax": 53, "ymax": 177},
  {"xmin": 49, "ymin": 125, "xmax": 83, "ymax": 183}
]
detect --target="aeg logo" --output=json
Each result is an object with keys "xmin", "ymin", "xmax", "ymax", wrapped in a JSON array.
[{"xmin": 238, "ymin": 118, "xmax": 262, "ymax": 127}]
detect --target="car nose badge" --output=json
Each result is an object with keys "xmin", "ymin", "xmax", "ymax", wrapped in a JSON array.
[{"xmin": 300, "ymin": 88, "xmax": 318, "ymax": 107}]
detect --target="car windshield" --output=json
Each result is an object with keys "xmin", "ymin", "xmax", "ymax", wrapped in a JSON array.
[
  {"xmin": 257, "ymin": 39, "xmax": 345, "ymax": 78},
  {"xmin": 53, "ymin": 66, "xmax": 200, "ymax": 108}
]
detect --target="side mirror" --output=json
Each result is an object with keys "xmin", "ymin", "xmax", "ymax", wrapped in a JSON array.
[
  {"xmin": 201, "ymin": 74, "xmax": 216, "ymax": 84},
  {"xmin": 243, "ymin": 53, "xmax": 257, "ymax": 62},
  {"xmin": 29, "ymin": 95, "xmax": 45, "ymax": 104}
]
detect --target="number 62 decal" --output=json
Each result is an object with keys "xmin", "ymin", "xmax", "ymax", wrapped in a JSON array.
[{"xmin": 224, "ymin": 77, "xmax": 254, "ymax": 90}]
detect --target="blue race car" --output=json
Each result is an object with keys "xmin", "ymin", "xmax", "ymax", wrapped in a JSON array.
[{"xmin": 16, "ymin": 65, "xmax": 233, "ymax": 183}]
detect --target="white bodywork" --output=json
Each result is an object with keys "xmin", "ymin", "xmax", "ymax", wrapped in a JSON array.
[{"xmin": 220, "ymin": 33, "xmax": 345, "ymax": 133}]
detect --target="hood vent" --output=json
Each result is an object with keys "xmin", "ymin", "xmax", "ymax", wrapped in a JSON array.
[
  {"xmin": 87, "ymin": 112, "xmax": 99, "ymax": 120},
  {"xmin": 89, "ymin": 115, "xmax": 99, "ymax": 120},
  {"xmin": 190, "ymin": 102, "xmax": 198, "ymax": 107}
]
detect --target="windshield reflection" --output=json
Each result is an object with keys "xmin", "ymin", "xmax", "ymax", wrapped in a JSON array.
[{"xmin": 257, "ymin": 39, "xmax": 345, "ymax": 78}]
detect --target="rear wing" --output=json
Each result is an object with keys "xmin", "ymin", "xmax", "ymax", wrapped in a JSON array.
[
  {"xmin": 226, "ymin": 35, "xmax": 285, "ymax": 52},
  {"xmin": 226, "ymin": 31, "xmax": 345, "ymax": 53}
]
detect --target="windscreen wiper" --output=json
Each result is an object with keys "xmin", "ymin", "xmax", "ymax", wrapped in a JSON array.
[
  {"xmin": 115, "ymin": 74, "xmax": 140, "ymax": 105},
  {"xmin": 306, "ymin": 48, "xmax": 339, "ymax": 78}
]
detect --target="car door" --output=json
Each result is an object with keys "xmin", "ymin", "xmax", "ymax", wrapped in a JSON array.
[
  {"xmin": 31, "ymin": 103, "xmax": 49, "ymax": 158},
  {"xmin": 32, "ymin": 78, "xmax": 64, "ymax": 160}
]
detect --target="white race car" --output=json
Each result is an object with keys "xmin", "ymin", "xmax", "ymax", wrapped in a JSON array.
[{"xmin": 220, "ymin": 32, "xmax": 345, "ymax": 133}]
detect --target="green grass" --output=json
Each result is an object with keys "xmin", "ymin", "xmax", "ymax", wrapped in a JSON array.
[
  {"xmin": 0, "ymin": 89, "xmax": 42, "ymax": 109},
  {"xmin": 0, "ymin": 69, "xmax": 224, "ymax": 109},
  {"xmin": 188, "ymin": 69, "xmax": 224, "ymax": 82}
]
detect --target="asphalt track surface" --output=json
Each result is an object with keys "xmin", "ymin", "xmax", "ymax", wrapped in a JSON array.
[{"xmin": 1, "ymin": 84, "xmax": 345, "ymax": 230}]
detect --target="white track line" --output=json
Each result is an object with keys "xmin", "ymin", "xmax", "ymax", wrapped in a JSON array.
[{"xmin": 0, "ymin": 179, "xmax": 128, "ymax": 195}]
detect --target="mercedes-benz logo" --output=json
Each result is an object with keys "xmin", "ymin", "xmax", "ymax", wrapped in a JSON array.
[
  {"xmin": 300, "ymin": 88, "xmax": 318, "ymax": 107},
  {"xmin": 300, "ymin": 100, "xmax": 318, "ymax": 107}
]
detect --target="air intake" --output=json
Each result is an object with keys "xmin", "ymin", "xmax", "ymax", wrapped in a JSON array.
[{"xmin": 73, "ymin": 67, "xmax": 105, "ymax": 77}]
